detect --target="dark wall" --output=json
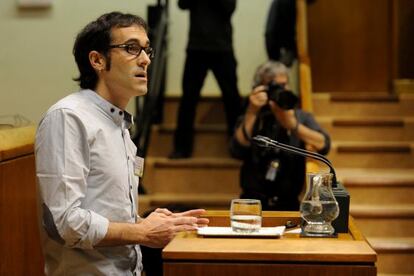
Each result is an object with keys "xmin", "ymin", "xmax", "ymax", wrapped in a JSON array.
[
  {"xmin": 397, "ymin": 0, "xmax": 414, "ymax": 78},
  {"xmin": 307, "ymin": 0, "xmax": 392, "ymax": 92}
]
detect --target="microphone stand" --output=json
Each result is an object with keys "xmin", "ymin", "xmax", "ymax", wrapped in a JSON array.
[
  {"xmin": 251, "ymin": 135, "xmax": 350, "ymax": 233},
  {"xmin": 252, "ymin": 135, "xmax": 337, "ymax": 187}
]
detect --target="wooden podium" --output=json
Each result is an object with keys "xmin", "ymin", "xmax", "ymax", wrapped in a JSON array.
[{"xmin": 162, "ymin": 211, "xmax": 377, "ymax": 276}]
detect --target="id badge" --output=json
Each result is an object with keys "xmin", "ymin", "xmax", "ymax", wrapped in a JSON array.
[
  {"xmin": 265, "ymin": 159, "xmax": 279, "ymax": 181},
  {"xmin": 134, "ymin": 156, "xmax": 144, "ymax": 177}
]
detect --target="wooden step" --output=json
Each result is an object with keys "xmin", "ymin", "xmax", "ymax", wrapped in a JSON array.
[
  {"xmin": 162, "ymin": 96, "xmax": 226, "ymax": 125},
  {"xmin": 351, "ymin": 204, "xmax": 414, "ymax": 218},
  {"xmin": 142, "ymin": 157, "xmax": 241, "ymax": 194},
  {"xmin": 351, "ymin": 204, "xmax": 414, "ymax": 237},
  {"xmin": 148, "ymin": 126, "xmax": 414, "ymax": 163},
  {"xmin": 378, "ymin": 274, "xmax": 414, "ymax": 276},
  {"xmin": 160, "ymin": 93, "xmax": 414, "ymax": 125},
  {"xmin": 328, "ymin": 142, "xmax": 414, "ymax": 168},
  {"xmin": 147, "ymin": 124, "xmax": 230, "ymax": 157},
  {"xmin": 318, "ymin": 117, "xmax": 414, "ymax": 141},
  {"xmin": 138, "ymin": 194, "xmax": 152, "ymax": 217},
  {"xmin": 394, "ymin": 79, "xmax": 414, "ymax": 94},
  {"xmin": 337, "ymin": 168, "xmax": 414, "ymax": 205},
  {"xmin": 368, "ymin": 237, "xmax": 414, "ymax": 275},
  {"xmin": 329, "ymin": 92, "xmax": 399, "ymax": 102},
  {"xmin": 138, "ymin": 193, "xmax": 236, "ymax": 216},
  {"xmin": 378, "ymin": 274, "xmax": 413, "ymax": 276},
  {"xmin": 335, "ymin": 142, "xmax": 411, "ymax": 153},
  {"xmin": 313, "ymin": 93, "xmax": 414, "ymax": 117}
]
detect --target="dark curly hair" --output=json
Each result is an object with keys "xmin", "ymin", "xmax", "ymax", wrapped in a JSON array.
[{"xmin": 73, "ymin": 12, "xmax": 148, "ymax": 90}]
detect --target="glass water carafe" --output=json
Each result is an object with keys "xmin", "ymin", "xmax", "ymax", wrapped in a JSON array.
[{"xmin": 300, "ymin": 172, "xmax": 339, "ymax": 236}]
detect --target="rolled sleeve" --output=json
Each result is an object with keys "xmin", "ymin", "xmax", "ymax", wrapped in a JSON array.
[
  {"xmin": 300, "ymin": 111, "xmax": 331, "ymax": 155},
  {"xmin": 78, "ymin": 210, "xmax": 109, "ymax": 249},
  {"xmin": 36, "ymin": 108, "xmax": 108, "ymax": 249}
]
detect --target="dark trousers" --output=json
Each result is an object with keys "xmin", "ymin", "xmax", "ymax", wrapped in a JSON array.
[{"xmin": 173, "ymin": 50, "xmax": 241, "ymax": 154}]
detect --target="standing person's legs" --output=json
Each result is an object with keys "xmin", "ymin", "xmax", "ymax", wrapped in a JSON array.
[
  {"xmin": 211, "ymin": 51, "xmax": 241, "ymax": 136},
  {"xmin": 170, "ymin": 50, "xmax": 208, "ymax": 158}
]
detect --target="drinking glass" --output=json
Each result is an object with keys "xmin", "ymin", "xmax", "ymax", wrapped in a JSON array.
[{"xmin": 230, "ymin": 199, "xmax": 262, "ymax": 233}]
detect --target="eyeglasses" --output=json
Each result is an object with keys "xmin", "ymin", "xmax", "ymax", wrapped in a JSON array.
[{"xmin": 109, "ymin": 44, "xmax": 155, "ymax": 59}]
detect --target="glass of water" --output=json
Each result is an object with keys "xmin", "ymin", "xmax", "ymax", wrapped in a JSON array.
[{"xmin": 230, "ymin": 199, "xmax": 262, "ymax": 233}]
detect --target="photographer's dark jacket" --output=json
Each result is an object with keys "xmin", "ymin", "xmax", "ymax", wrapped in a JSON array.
[{"xmin": 230, "ymin": 107, "xmax": 331, "ymax": 211}]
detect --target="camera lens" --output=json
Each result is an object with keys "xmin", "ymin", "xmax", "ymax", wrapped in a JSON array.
[{"xmin": 267, "ymin": 81, "xmax": 298, "ymax": 110}]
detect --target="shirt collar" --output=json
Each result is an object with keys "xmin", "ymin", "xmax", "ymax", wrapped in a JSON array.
[{"xmin": 82, "ymin": 89, "xmax": 134, "ymax": 129}]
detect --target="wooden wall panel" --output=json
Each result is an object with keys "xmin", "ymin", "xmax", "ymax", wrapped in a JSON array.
[
  {"xmin": 0, "ymin": 155, "xmax": 44, "ymax": 275},
  {"xmin": 307, "ymin": 0, "xmax": 391, "ymax": 92},
  {"xmin": 397, "ymin": 0, "xmax": 414, "ymax": 78}
]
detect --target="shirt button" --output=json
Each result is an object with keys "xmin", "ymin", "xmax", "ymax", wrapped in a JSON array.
[
  {"xmin": 110, "ymin": 108, "xmax": 115, "ymax": 113},
  {"xmin": 119, "ymin": 111, "xmax": 123, "ymax": 116}
]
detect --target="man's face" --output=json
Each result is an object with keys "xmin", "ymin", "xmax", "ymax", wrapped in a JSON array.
[
  {"xmin": 101, "ymin": 25, "xmax": 151, "ymax": 102},
  {"xmin": 273, "ymin": 74, "xmax": 288, "ymax": 88}
]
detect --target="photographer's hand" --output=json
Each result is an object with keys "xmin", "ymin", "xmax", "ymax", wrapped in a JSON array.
[
  {"xmin": 269, "ymin": 101, "xmax": 297, "ymax": 130},
  {"xmin": 234, "ymin": 86, "xmax": 268, "ymax": 146},
  {"xmin": 248, "ymin": 85, "xmax": 268, "ymax": 112},
  {"xmin": 269, "ymin": 102, "xmax": 326, "ymax": 150}
]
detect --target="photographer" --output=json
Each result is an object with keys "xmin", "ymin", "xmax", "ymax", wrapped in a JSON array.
[{"xmin": 230, "ymin": 61, "xmax": 330, "ymax": 211}]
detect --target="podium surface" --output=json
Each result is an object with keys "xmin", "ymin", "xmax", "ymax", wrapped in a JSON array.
[{"xmin": 162, "ymin": 211, "xmax": 377, "ymax": 276}]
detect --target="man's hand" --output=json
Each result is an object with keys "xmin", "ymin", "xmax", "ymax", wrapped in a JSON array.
[
  {"xmin": 269, "ymin": 100, "xmax": 297, "ymax": 130},
  {"xmin": 138, "ymin": 208, "xmax": 209, "ymax": 248}
]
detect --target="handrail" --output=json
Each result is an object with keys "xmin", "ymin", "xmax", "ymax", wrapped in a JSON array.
[
  {"xmin": 133, "ymin": 0, "xmax": 169, "ymax": 157},
  {"xmin": 296, "ymin": 0, "xmax": 313, "ymax": 112},
  {"xmin": 296, "ymin": 0, "xmax": 320, "ymax": 174},
  {"xmin": 0, "ymin": 125, "xmax": 35, "ymax": 161}
]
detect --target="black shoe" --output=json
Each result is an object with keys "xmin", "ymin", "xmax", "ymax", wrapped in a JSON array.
[{"xmin": 168, "ymin": 150, "xmax": 191, "ymax": 159}]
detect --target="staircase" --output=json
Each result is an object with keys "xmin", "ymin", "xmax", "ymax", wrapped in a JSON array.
[
  {"xmin": 140, "ymin": 92, "xmax": 414, "ymax": 275},
  {"xmin": 140, "ymin": 97, "xmax": 240, "ymax": 213},
  {"xmin": 315, "ymin": 92, "xmax": 414, "ymax": 275}
]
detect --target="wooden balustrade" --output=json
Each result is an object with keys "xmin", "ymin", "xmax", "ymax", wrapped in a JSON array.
[
  {"xmin": 0, "ymin": 126, "xmax": 44, "ymax": 275},
  {"xmin": 296, "ymin": 0, "xmax": 313, "ymax": 112}
]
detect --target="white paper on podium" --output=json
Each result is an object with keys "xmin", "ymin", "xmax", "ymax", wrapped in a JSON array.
[{"xmin": 197, "ymin": 226, "xmax": 285, "ymax": 238}]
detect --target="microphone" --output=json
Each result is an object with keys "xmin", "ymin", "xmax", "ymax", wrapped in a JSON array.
[
  {"xmin": 252, "ymin": 135, "xmax": 337, "ymax": 187},
  {"xmin": 251, "ymin": 135, "xmax": 350, "ymax": 233}
]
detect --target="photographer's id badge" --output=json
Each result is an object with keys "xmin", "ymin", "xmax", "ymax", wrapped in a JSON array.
[
  {"xmin": 134, "ymin": 156, "xmax": 144, "ymax": 177},
  {"xmin": 265, "ymin": 160, "xmax": 279, "ymax": 181}
]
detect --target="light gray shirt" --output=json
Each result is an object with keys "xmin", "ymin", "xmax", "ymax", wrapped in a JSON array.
[{"xmin": 35, "ymin": 89, "xmax": 142, "ymax": 275}]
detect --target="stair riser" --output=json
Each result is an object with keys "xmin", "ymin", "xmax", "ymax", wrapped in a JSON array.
[
  {"xmin": 143, "ymin": 167, "xmax": 413, "ymax": 196},
  {"xmin": 320, "ymin": 124, "xmax": 414, "ymax": 141},
  {"xmin": 138, "ymin": 200, "xmax": 230, "ymax": 217},
  {"xmin": 148, "ymin": 132, "xmax": 230, "ymax": 157},
  {"xmin": 353, "ymin": 218, "xmax": 414, "ymax": 237},
  {"xmin": 347, "ymin": 186, "xmax": 414, "ymax": 204},
  {"xmin": 149, "ymin": 123, "xmax": 414, "ymax": 149},
  {"xmin": 138, "ymin": 197, "xmax": 152, "ymax": 217},
  {"xmin": 313, "ymin": 100, "xmax": 414, "ymax": 117},
  {"xmin": 143, "ymin": 167, "xmax": 240, "ymax": 194},
  {"xmin": 328, "ymin": 152, "xmax": 414, "ymax": 168},
  {"xmin": 161, "ymin": 95, "xmax": 414, "ymax": 124},
  {"xmin": 149, "ymin": 131, "xmax": 414, "ymax": 167},
  {"xmin": 376, "ymin": 253, "xmax": 414, "ymax": 274},
  {"xmin": 163, "ymin": 101, "xmax": 226, "ymax": 125},
  {"xmin": 146, "ymin": 201, "xmax": 230, "ymax": 213}
]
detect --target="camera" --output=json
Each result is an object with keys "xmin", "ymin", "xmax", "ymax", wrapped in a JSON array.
[{"xmin": 266, "ymin": 81, "xmax": 298, "ymax": 110}]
